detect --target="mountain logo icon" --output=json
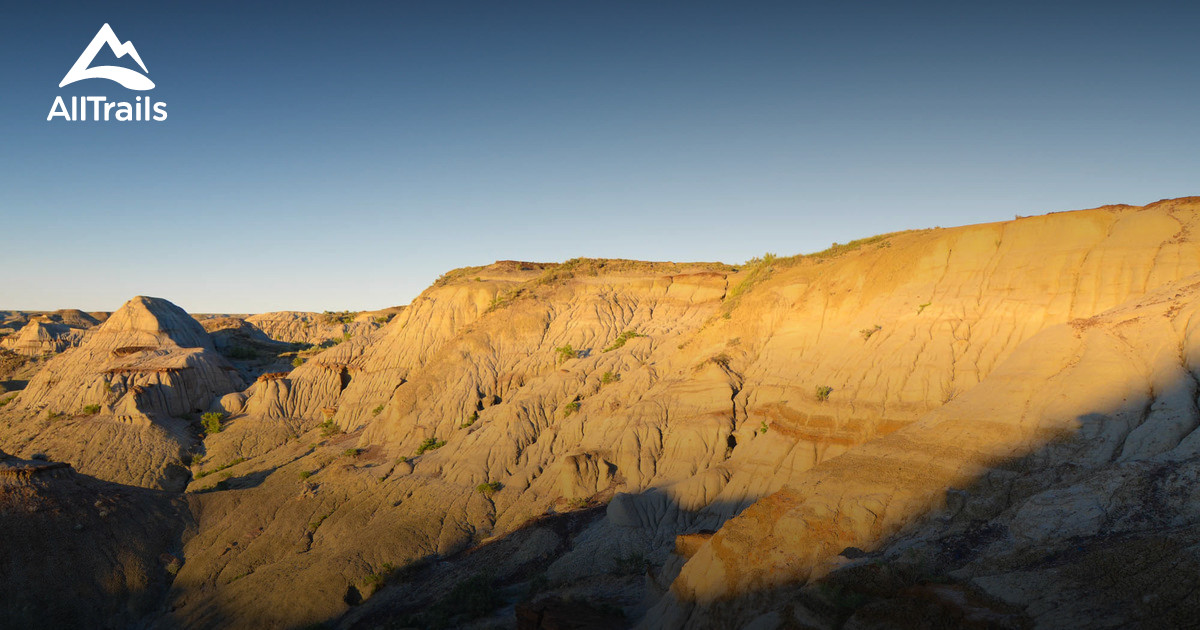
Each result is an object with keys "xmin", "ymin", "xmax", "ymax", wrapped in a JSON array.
[{"xmin": 59, "ymin": 23, "xmax": 154, "ymax": 91}]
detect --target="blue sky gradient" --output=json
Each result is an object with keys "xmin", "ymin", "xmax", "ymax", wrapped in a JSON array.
[{"xmin": 1, "ymin": 1, "xmax": 1197, "ymax": 312}]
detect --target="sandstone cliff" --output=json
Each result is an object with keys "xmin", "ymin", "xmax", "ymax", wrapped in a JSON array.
[{"xmin": 3, "ymin": 199, "xmax": 1200, "ymax": 629}]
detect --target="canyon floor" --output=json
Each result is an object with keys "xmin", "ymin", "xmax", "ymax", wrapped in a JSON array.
[{"xmin": 3, "ymin": 197, "xmax": 1200, "ymax": 629}]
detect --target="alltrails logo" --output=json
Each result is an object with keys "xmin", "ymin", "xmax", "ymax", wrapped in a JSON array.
[{"xmin": 47, "ymin": 23, "xmax": 167, "ymax": 122}]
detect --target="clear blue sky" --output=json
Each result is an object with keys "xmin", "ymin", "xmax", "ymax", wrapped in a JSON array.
[{"xmin": 1, "ymin": 1, "xmax": 1197, "ymax": 313}]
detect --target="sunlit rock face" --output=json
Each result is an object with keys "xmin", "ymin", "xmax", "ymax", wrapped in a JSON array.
[{"xmin": 3, "ymin": 199, "xmax": 1200, "ymax": 629}]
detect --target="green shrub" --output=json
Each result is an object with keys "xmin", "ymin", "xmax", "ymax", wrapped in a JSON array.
[
  {"xmin": 917, "ymin": 302, "xmax": 931, "ymax": 314},
  {"xmin": 45, "ymin": 410, "xmax": 63, "ymax": 421},
  {"xmin": 476, "ymin": 481, "xmax": 502, "ymax": 496},
  {"xmin": 860, "ymin": 325, "xmax": 882, "ymax": 340},
  {"xmin": 602, "ymin": 330, "xmax": 643, "ymax": 353},
  {"xmin": 600, "ymin": 371, "xmax": 620, "ymax": 385},
  {"xmin": 227, "ymin": 346, "xmax": 257, "ymax": 360},
  {"xmin": 202, "ymin": 412, "xmax": 225, "ymax": 435},
  {"xmin": 414, "ymin": 437, "xmax": 446, "ymax": 456},
  {"xmin": 759, "ymin": 420, "xmax": 768, "ymax": 434},
  {"xmin": 298, "ymin": 470, "xmax": 313, "ymax": 480},
  {"xmin": 0, "ymin": 395, "xmax": 14, "ymax": 407},
  {"xmin": 82, "ymin": 404, "xmax": 101, "ymax": 415},
  {"xmin": 319, "ymin": 419, "xmax": 342, "ymax": 437},
  {"xmin": 292, "ymin": 356, "xmax": 306, "ymax": 367},
  {"xmin": 459, "ymin": 411, "xmax": 478, "ymax": 428},
  {"xmin": 342, "ymin": 448, "xmax": 362, "ymax": 458},
  {"xmin": 815, "ymin": 385, "xmax": 833, "ymax": 402},
  {"xmin": 563, "ymin": 401, "xmax": 581, "ymax": 418},
  {"xmin": 371, "ymin": 404, "xmax": 385, "ymax": 416},
  {"xmin": 322, "ymin": 311, "xmax": 358, "ymax": 325},
  {"xmin": 194, "ymin": 457, "xmax": 245, "ymax": 479},
  {"xmin": 554, "ymin": 344, "xmax": 578, "ymax": 364}
]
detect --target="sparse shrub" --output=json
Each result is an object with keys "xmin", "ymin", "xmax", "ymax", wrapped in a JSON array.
[
  {"xmin": 292, "ymin": 356, "xmax": 306, "ymax": 367},
  {"xmin": 298, "ymin": 470, "xmax": 313, "ymax": 480},
  {"xmin": 602, "ymin": 330, "xmax": 643, "ymax": 353},
  {"xmin": 82, "ymin": 404, "xmax": 101, "ymax": 415},
  {"xmin": 459, "ymin": 411, "xmax": 478, "ymax": 428},
  {"xmin": 563, "ymin": 401, "xmax": 581, "ymax": 418},
  {"xmin": 917, "ymin": 302, "xmax": 931, "ymax": 314},
  {"xmin": 342, "ymin": 332, "xmax": 352, "ymax": 342},
  {"xmin": 759, "ymin": 420, "xmax": 768, "ymax": 434},
  {"xmin": 414, "ymin": 437, "xmax": 446, "ymax": 456},
  {"xmin": 194, "ymin": 456, "xmax": 245, "ymax": 479},
  {"xmin": 371, "ymin": 404, "xmax": 385, "ymax": 416},
  {"xmin": 202, "ymin": 412, "xmax": 225, "ymax": 435},
  {"xmin": 600, "ymin": 371, "xmax": 620, "ymax": 385},
  {"xmin": 322, "ymin": 310, "xmax": 358, "ymax": 325},
  {"xmin": 45, "ymin": 410, "xmax": 63, "ymax": 421},
  {"xmin": 227, "ymin": 346, "xmax": 257, "ymax": 360},
  {"xmin": 308, "ymin": 511, "xmax": 331, "ymax": 532},
  {"xmin": 611, "ymin": 552, "xmax": 649, "ymax": 575},
  {"xmin": 710, "ymin": 353, "xmax": 732, "ymax": 369},
  {"xmin": 860, "ymin": 325, "xmax": 882, "ymax": 340},
  {"xmin": 165, "ymin": 556, "xmax": 183, "ymax": 576},
  {"xmin": 342, "ymin": 448, "xmax": 362, "ymax": 458},
  {"xmin": 476, "ymin": 481, "xmax": 502, "ymax": 496},
  {"xmin": 554, "ymin": 344, "xmax": 578, "ymax": 364},
  {"xmin": 0, "ymin": 395, "xmax": 14, "ymax": 407},
  {"xmin": 815, "ymin": 385, "xmax": 833, "ymax": 402},
  {"xmin": 319, "ymin": 419, "xmax": 342, "ymax": 437}
]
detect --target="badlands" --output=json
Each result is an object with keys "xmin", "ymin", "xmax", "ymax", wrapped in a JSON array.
[{"xmin": 2, "ymin": 197, "xmax": 1200, "ymax": 629}]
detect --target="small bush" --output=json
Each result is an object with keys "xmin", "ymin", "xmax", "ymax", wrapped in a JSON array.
[
  {"xmin": 476, "ymin": 481, "xmax": 502, "ymax": 496},
  {"xmin": 82, "ymin": 404, "xmax": 101, "ymax": 415},
  {"xmin": 292, "ymin": 356, "xmax": 306, "ymax": 367},
  {"xmin": 371, "ymin": 404, "xmax": 385, "ymax": 416},
  {"xmin": 342, "ymin": 448, "xmax": 362, "ymax": 458},
  {"xmin": 45, "ymin": 410, "xmax": 63, "ymax": 421},
  {"xmin": 202, "ymin": 412, "xmax": 225, "ymax": 435},
  {"xmin": 298, "ymin": 470, "xmax": 313, "ymax": 480},
  {"xmin": 759, "ymin": 420, "xmax": 768, "ymax": 434},
  {"xmin": 319, "ymin": 419, "xmax": 342, "ymax": 437},
  {"xmin": 815, "ymin": 385, "xmax": 833, "ymax": 402},
  {"xmin": 600, "ymin": 371, "xmax": 620, "ymax": 385},
  {"xmin": 194, "ymin": 457, "xmax": 245, "ymax": 479},
  {"xmin": 602, "ymin": 330, "xmax": 643, "ymax": 353},
  {"xmin": 611, "ymin": 552, "xmax": 649, "ymax": 575},
  {"xmin": 710, "ymin": 353, "xmax": 732, "ymax": 369},
  {"xmin": 0, "ymin": 395, "xmax": 14, "ymax": 408},
  {"xmin": 227, "ymin": 346, "xmax": 257, "ymax": 360},
  {"xmin": 563, "ymin": 401, "xmax": 581, "ymax": 418},
  {"xmin": 917, "ymin": 302, "xmax": 931, "ymax": 314},
  {"xmin": 459, "ymin": 411, "xmax": 478, "ymax": 428},
  {"xmin": 860, "ymin": 325, "xmax": 882, "ymax": 340},
  {"xmin": 554, "ymin": 344, "xmax": 578, "ymax": 364},
  {"xmin": 414, "ymin": 437, "xmax": 446, "ymax": 456}
]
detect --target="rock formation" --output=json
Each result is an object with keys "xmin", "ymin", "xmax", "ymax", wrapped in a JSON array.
[
  {"xmin": 0, "ymin": 296, "xmax": 244, "ymax": 490},
  {"xmin": 2, "ymin": 198, "xmax": 1200, "ymax": 629}
]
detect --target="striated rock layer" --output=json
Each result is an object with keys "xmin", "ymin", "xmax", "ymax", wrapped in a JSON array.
[
  {"xmin": 157, "ymin": 200, "xmax": 1200, "ymax": 628},
  {"xmin": 3, "ymin": 198, "xmax": 1200, "ymax": 629}
]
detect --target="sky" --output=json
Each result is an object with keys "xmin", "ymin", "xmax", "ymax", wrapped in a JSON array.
[{"xmin": 0, "ymin": 1, "xmax": 1197, "ymax": 313}]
